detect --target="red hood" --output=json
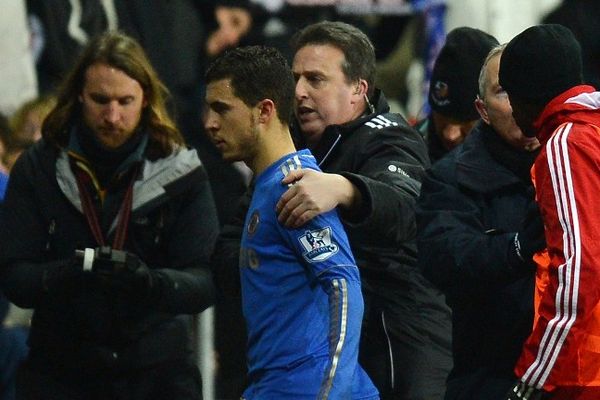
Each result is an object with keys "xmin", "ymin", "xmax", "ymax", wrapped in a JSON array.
[{"xmin": 534, "ymin": 85, "xmax": 600, "ymax": 145}]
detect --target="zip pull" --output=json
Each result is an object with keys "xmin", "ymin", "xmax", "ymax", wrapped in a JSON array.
[{"xmin": 45, "ymin": 219, "xmax": 56, "ymax": 251}]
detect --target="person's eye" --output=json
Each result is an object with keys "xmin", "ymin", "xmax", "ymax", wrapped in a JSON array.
[
  {"xmin": 119, "ymin": 97, "xmax": 134, "ymax": 105},
  {"xmin": 212, "ymin": 103, "xmax": 230, "ymax": 115},
  {"xmin": 307, "ymin": 75, "xmax": 326, "ymax": 88},
  {"xmin": 90, "ymin": 94, "xmax": 110, "ymax": 105}
]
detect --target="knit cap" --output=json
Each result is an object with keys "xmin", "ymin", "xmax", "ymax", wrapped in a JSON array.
[
  {"xmin": 499, "ymin": 24, "xmax": 583, "ymax": 104},
  {"xmin": 429, "ymin": 27, "xmax": 499, "ymax": 121}
]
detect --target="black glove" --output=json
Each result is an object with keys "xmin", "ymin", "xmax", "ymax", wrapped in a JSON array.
[
  {"xmin": 506, "ymin": 381, "xmax": 544, "ymax": 400},
  {"xmin": 513, "ymin": 200, "xmax": 546, "ymax": 263},
  {"xmin": 42, "ymin": 257, "xmax": 86, "ymax": 298},
  {"xmin": 83, "ymin": 247, "xmax": 162, "ymax": 303}
]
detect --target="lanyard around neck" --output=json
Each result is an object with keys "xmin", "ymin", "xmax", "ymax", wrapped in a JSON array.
[{"xmin": 74, "ymin": 163, "xmax": 139, "ymax": 250}]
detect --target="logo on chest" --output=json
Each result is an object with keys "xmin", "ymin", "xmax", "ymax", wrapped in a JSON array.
[
  {"xmin": 298, "ymin": 227, "xmax": 339, "ymax": 262},
  {"xmin": 240, "ymin": 247, "xmax": 260, "ymax": 270},
  {"xmin": 247, "ymin": 210, "xmax": 260, "ymax": 236}
]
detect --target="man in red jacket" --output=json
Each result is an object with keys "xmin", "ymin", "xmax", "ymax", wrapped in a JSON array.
[{"xmin": 499, "ymin": 24, "xmax": 600, "ymax": 400}]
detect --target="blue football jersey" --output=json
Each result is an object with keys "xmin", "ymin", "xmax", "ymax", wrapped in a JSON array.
[{"xmin": 240, "ymin": 149, "xmax": 379, "ymax": 400}]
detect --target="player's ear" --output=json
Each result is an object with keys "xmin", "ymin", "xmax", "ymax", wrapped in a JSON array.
[{"xmin": 257, "ymin": 99, "xmax": 276, "ymax": 124}]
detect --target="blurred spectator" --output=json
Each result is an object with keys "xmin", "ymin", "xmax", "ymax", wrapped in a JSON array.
[
  {"xmin": 9, "ymin": 95, "xmax": 55, "ymax": 143},
  {"xmin": 0, "ymin": 96, "xmax": 52, "ymax": 400},
  {"xmin": 414, "ymin": 27, "xmax": 498, "ymax": 163},
  {"xmin": 375, "ymin": 14, "xmax": 426, "ymax": 116},
  {"xmin": 417, "ymin": 44, "xmax": 544, "ymax": 400},
  {"xmin": 205, "ymin": 4, "xmax": 253, "ymax": 58},
  {"xmin": 0, "ymin": 0, "xmax": 37, "ymax": 117},
  {"xmin": 0, "ymin": 104, "xmax": 30, "ymax": 400},
  {"xmin": 26, "ymin": 0, "xmax": 122, "ymax": 94},
  {"xmin": 4, "ymin": 95, "xmax": 56, "ymax": 172}
]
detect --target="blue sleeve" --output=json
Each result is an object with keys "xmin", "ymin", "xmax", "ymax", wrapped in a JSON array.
[
  {"xmin": 276, "ymin": 206, "xmax": 364, "ymax": 398},
  {"xmin": 318, "ymin": 272, "xmax": 364, "ymax": 399}
]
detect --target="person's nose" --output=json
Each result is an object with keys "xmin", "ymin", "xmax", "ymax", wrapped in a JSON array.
[
  {"xmin": 295, "ymin": 78, "xmax": 309, "ymax": 101},
  {"xmin": 104, "ymin": 102, "xmax": 120, "ymax": 124},
  {"xmin": 442, "ymin": 124, "xmax": 465, "ymax": 148},
  {"xmin": 203, "ymin": 110, "xmax": 219, "ymax": 134}
]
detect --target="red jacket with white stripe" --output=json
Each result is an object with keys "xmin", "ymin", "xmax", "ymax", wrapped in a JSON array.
[{"xmin": 515, "ymin": 85, "xmax": 600, "ymax": 391}]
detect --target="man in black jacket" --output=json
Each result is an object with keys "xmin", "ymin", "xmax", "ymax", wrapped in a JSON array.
[
  {"xmin": 416, "ymin": 44, "xmax": 546, "ymax": 399},
  {"xmin": 214, "ymin": 21, "xmax": 453, "ymax": 400},
  {"xmin": 0, "ymin": 32, "xmax": 218, "ymax": 399}
]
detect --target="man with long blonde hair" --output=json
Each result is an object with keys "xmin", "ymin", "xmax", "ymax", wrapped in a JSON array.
[{"xmin": 0, "ymin": 31, "xmax": 218, "ymax": 399}]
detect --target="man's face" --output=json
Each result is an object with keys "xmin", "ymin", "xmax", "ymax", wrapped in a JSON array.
[
  {"xmin": 204, "ymin": 78, "xmax": 258, "ymax": 163},
  {"xmin": 80, "ymin": 63, "xmax": 146, "ymax": 149},
  {"xmin": 507, "ymin": 95, "xmax": 539, "ymax": 139},
  {"xmin": 292, "ymin": 44, "xmax": 359, "ymax": 146},
  {"xmin": 479, "ymin": 54, "xmax": 540, "ymax": 151},
  {"xmin": 431, "ymin": 112, "xmax": 477, "ymax": 150}
]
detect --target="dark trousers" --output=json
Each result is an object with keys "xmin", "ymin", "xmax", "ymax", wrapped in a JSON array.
[{"xmin": 359, "ymin": 290, "xmax": 452, "ymax": 400}]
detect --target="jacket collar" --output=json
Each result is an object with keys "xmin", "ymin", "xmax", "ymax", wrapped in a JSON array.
[
  {"xmin": 307, "ymin": 89, "xmax": 390, "ymax": 165},
  {"xmin": 455, "ymin": 122, "xmax": 526, "ymax": 192},
  {"xmin": 56, "ymin": 146, "xmax": 202, "ymax": 232},
  {"xmin": 534, "ymin": 85, "xmax": 597, "ymax": 145}
]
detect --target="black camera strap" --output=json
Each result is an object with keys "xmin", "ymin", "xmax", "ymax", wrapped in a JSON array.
[{"xmin": 74, "ymin": 164, "xmax": 139, "ymax": 250}]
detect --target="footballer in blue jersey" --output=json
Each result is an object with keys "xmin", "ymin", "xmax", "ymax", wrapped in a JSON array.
[
  {"xmin": 239, "ymin": 149, "xmax": 378, "ymax": 399},
  {"xmin": 204, "ymin": 45, "xmax": 378, "ymax": 400}
]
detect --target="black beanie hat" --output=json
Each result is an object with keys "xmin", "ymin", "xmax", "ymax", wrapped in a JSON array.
[
  {"xmin": 499, "ymin": 24, "xmax": 583, "ymax": 104},
  {"xmin": 429, "ymin": 27, "xmax": 499, "ymax": 121}
]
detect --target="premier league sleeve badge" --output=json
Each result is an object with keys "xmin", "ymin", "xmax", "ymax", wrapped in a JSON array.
[{"xmin": 298, "ymin": 227, "xmax": 339, "ymax": 262}]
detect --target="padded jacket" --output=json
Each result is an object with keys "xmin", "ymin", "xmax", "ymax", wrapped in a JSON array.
[
  {"xmin": 0, "ymin": 137, "xmax": 218, "ymax": 372},
  {"xmin": 417, "ymin": 122, "xmax": 538, "ymax": 399}
]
